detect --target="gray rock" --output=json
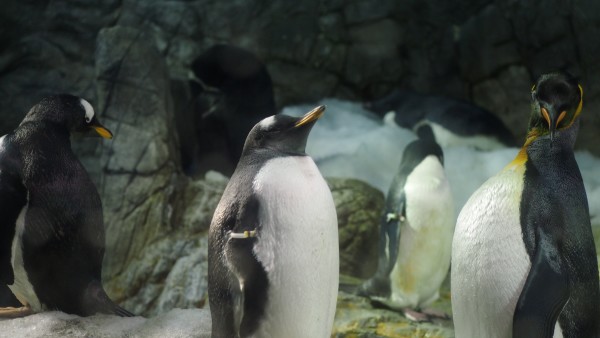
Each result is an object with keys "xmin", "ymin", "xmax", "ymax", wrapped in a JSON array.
[
  {"xmin": 459, "ymin": 4, "xmax": 520, "ymax": 82},
  {"xmin": 327, "ymin": 178, "xmax": 383, "ymax": 279}
]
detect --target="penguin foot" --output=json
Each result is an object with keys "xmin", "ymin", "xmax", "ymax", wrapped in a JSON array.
[
  {"xmin": 0, "ymin": 305, "xmax": 32, "ymax": 318},
  {"xmin": 403, "ymin": 308, "xmax": 450, "ymax": 322}
]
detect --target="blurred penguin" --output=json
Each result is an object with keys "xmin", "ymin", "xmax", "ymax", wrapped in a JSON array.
[
  {"xmin": 358, "ymin": 125, "xmax": 455, "ymax": 321},
  {"xmin": 365, "ymin": 89, "xmax": 517, "ymax": 150},
  {"xmin": 180, "ymin": 44, "xmax": 276, "ymax": 176}
]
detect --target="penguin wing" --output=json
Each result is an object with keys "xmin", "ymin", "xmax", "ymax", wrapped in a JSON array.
[
  {"xmin": 382, "ymin": 169, "xmax": 408, "ymax": 273},
  {"xmin": 0, "ymin": 137, "xmax": 27, "ymax": 286},
  {"xmin": 223, "ymin": 194, "xmax": 268, "ymax": 336},
  {"xmin": 512, "ymin": 230, "xmax": 569, "ymax": 338}
]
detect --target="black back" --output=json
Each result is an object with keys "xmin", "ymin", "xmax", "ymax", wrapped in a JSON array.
[
  {"xmin": 514, "ymin": 73, "xmax": 599, "ymax": 337},
  {"xmin": 0, "ymin": 95, "xmax": 132, "ymax": 316},
  {"xmin": 365, "ymin": 89, "xmax": 517, "ymax": 146}
]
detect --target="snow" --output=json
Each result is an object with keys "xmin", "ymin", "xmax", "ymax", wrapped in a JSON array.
[
  {"xmin": 282, "ymin": 98, "xmax": 600, "ymax": 225},
  {"xmin": 0, "ymin": 309, "xmax": 211, "ymax": 338}
]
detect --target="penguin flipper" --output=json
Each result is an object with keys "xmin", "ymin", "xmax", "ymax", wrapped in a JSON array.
[{"xmin": 512, "ymin": 233, "xmax": 569, "ymax": 338}]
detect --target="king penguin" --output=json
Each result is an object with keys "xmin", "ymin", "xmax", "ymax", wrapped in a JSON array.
[
  {"xmin": 451, "ymin": 72, "xmax": 600, "ymax": 338},
  {"xmin": 0, "ymin": 94, "xmax": 133, "ymax": 317},
  {"xmin": 208, "ymin": 105, "xmax": 339, "ymax": 338},
  {"xmin": 357, "ymin": 125, "xmax": 454, "ymax": 321}
]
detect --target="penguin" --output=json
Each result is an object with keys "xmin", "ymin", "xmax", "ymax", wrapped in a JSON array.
[
  {"xmin": 181, "ymin": 44, "xmax": 276, "ymax": 176},
  {"xmin": 451, "ymin": 72, "xmax": 600, "ymax": 337},
  {"xmin": 208, "ymin": 105, "xmax": 339, "ymax": 338},
  {"xmin": 357, "ymin": 124, "xmax": 454, "ymax": 321},
  {"xmin": 0, "ymin": 94, "xmax": 133, "ymax": 317},
  {"xmin": 364, "ymin": 89, "xmax": 518, "ymax": 150}
]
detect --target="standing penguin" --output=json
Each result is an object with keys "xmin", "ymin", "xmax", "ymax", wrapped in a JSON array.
[
  {"xmin": 358, "ymin": 125, "xmax": 454, "ymax": 321},
  {"xmin": 0, "ymin": 95, "xmax": 133, "ymax": 317},
  {"xmin": 452, "ymin": 72, "xmax": 600, "ymax": 337},
  {"xmin": 208, "ymin": 105, "xmax": 339, "ymax": 338}
]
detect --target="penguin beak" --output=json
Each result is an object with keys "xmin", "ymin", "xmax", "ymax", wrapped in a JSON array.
[
  {"xmin": 295, "ymin": 105, "xmax": 326, "ymax": 128},
  {"xmin": 540, "ymin": 106, "xmax": 566, "ymax": 142},
  {"xmin": 90, "ymin": 121, "xmax": 113, "ymax": 139}
]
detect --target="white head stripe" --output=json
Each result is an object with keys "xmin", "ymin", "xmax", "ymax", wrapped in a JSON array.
[
  {"xmin": 258, "ymin": 116, "xmax": 276, "ymax": 129},
  {"xmin": 80, "ymin": 98, "xmax": 95, "ymax": 123}
]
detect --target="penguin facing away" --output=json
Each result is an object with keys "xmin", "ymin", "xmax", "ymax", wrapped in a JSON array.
[
  {"xmin": 208, "ymin": 105, "xmax": 339, "ymax": 338},
  {"xmin": 357, "ymin": 125, "xmax": 455, "ymax": 321},
  {"xmin": 364, "ymin": 89, "xmax": 518, "ymax": 150},
  {"xmin": 0, "ymin": 95, "xmax": 133, "ymax": 317},
  {"xmin": 451, "ymin": 72, "xmax": 600, "ymax": 338}
]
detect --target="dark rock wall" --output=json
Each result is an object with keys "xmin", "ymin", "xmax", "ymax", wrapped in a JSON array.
[{"xmin": 1, "ymin": 0, "xmax": 599, "ymax": 154}]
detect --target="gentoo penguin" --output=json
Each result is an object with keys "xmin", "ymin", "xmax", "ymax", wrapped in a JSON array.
[
  {"xmin": 0, "ymin": 95, "xmax": 133, "ymax": 317},
  {"xmin": 208, "ymin": 105, "xmax": 339, "ymax": 338},
  {"xmin": 364, "ymin": 89, "xmax": 517, "ymax": 150},
  {"xmin": 182, "ymin": 44, "xmax": 276, "ymax": 176},
  {"xmin": 451, "ymin": 72, "xmax": 600, "ymax": 337},
  {"xmin": 357, "ymin": 125, "xmax": 454, "ymax": 321}
]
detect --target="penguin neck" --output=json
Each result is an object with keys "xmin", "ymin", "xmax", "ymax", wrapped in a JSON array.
[
  {"xmin": 508, "ymin": 119, "xmax": 579, "ymax": 168},
  {"xmin": 21, "ymin": 120, "xmax": 72, "ymax": 146}
]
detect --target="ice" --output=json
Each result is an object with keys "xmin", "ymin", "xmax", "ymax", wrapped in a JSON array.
[
  {"xmin": 282, "ymin": 99, "xmax": 600, "ymax": 225},
  {"xmin": 0, "ymin": 308, "xmax": 211, "ymax": 338}
]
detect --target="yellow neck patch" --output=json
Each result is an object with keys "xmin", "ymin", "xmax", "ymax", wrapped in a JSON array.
[{"xmin": 505, "ymin": 129, "xmax": 541, "ymax": 169}]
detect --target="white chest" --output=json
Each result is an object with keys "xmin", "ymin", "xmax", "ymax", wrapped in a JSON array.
[
  {"xmin": 251, "ymin": 156, "xmax": 339, "ymax": 338},
  {"xmin": 9, "ymin": 203, "xmax": 43, "ymax": 311},
  {"xmin": 389, "ymin": 156, "xmax": 455, "ymax": 307},
  {"xmin": 451, "ymin": 167, "xmax": 531, "ymax": 338}
]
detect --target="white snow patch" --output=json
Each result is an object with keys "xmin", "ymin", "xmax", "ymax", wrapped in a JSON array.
[{"xmin": 0, "ymin": 308, "xmax": 211, "ymax": 338}]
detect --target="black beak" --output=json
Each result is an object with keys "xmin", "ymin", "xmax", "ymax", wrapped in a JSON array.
[{"xmin": 540, "ymin": 106, "xmax": 566, "ymax": 143}]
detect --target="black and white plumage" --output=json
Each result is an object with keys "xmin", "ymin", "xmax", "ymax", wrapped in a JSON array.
[
  {"xmin": 452, "ymin": 72, "xmax": 600, "ymax": 337},
  {"xmin": 364, "ymin": 89, "xmax": 518, "ymax": 150},
  {"xmin": 358, "ymin": 125, "xmax": 454, "ymax": 321},
  {"xmin": 0, "ymin": 94, "xmax": 132, "ymax": 317},
  {"xmin": 208, "ymin": 105, "xmax": 339, "ymax": 338}
]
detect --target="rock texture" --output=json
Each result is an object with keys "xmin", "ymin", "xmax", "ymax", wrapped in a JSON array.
[
  {"xmin": 1, "ymin": 1, "xmax": 600, "ymax": 154},
  {"xmin": 329, "ymin": 178, "xmax": 384, "ymax": 279}
]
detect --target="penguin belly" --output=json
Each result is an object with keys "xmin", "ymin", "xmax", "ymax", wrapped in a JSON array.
[
  {"xmin": 451, "ymin": 166, "xmax": 531, "ymax": 338},
  {"xmin": 389, "ymin": 156, "xmax": 454, "ymax": 308},
  {"xmin": 9, "ymin": 204, "xmax": 43, "ymax": 311},
  {"xmin": 251, "ymin": 156, "xmax": 339, "ymax": 338}
]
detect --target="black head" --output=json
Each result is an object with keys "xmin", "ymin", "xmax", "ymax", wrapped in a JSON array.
[
  {"xmin": 402, "ymin": 127, "xmax": 444, "ymax": 167},
  {"xmin": 529, "ymin": 72, "xmax": 582, "ymax": 142},
  {"xmin": 21, "ymin": 94, "xmax": 113, "ymax": 138},
  {"xmin": 242, "ymin": 105, "xmax": 325, "ymax": 156}
]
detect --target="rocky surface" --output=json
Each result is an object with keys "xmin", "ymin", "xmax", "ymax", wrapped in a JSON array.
[
  {"xmin": 1, "ymin": 1, "xmax": 600, "ymax": 154},
  {"xmin": 329, "ymin": 178, "xmax": 384, "ymax": 279}
]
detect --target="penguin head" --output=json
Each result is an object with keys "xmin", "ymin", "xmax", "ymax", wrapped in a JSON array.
[
  {"xmin": 530, "ymin": 72, "xmax": 582, "ymax": 142},
  {"xmin": 402, "ymin": 130, "xmax": 444, "ymax": 168},
  {"xmin": 242, "ymin": 105, "xmax": 325, "ymax": 155},
  {"xmin": 22, "ymin": 94, "xmax": 113, "ymax": 138}
]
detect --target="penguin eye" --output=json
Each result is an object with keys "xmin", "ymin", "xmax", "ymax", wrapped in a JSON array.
[{"xmin": 85, "ymin": 116, "xmax": 92, "ymax": 123}]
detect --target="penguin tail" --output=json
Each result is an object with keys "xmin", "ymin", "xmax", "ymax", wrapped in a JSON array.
[{"xmin": 83, "ymin": 281, "xmax": 135, "ymax": 317}]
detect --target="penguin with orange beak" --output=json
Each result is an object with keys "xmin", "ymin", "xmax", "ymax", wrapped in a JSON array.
[{"xmin": 452, "ymin": 72, "xmax": 599, "ymax": 337}]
